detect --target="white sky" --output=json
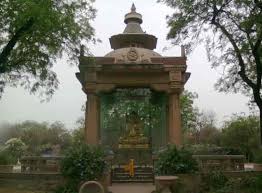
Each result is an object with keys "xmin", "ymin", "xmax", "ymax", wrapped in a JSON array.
[{"xmin": 0, "ymin": 0, "xmax": 250, "ymax": 129}]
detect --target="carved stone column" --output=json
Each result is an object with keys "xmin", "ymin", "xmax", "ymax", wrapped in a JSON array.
[
  {"xmin": 168, "ymin": 93, "xmax": 182, "ymax": 146},
  {"xmin": 85, "ymin": 93, "xmax": 100, "ymax": 145}
]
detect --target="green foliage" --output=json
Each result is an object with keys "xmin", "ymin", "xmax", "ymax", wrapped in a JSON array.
[
  {"xmin": 100, "ymin": 88, "xmax": 167, "ymax": 148},
  {"xmin": 180, "ymin": 90, "xmax": 199, "ymax": 133},
  {"xmin": 201, "ymin": 172, "xmax": 262, "ymax": 193},
  {"xmin": 0, "ymin": 0, "xmax": 96, "ymax": 99},
  {"xmin": 159, "ymin": 0, "xmax": 262, "ymax": 144},
  {"xmin": 253, "ymin": 149, "xmax": 262, "ymax": 164},
  {"xmin": 201, "ymin": 171, "xmax": 228, "ymax": 193},
  {"xmin": 184, "ymin": 110, "xmax": 221, "ymax": 146},
  {"xmin": 0, "ymin": 121, "xmax": 72, "ymax": 156},
  {"xmin": 4, "ymin": 138, "xmax": 26, "ymax": 162},
  {"xmin": 221, "ymin": 115, "xmax": 260, "ymax": 161},
  {"xmin": 159, "ymin": 0, "xmax": 262, "ymax": 96},
  {"xmin": 71, "ymin": 127, "xmax": 85, "ymax": 145},
  {"xmin": 0, "ymin": 150, "xmax": 15, "ymax": 165},
  {"xmin": 155, "ymin": 146, "xmax": 198, "ymax": 175},
  {"xmin": 60, "ymin": 143, "xmax": 107, "ymax": 192},
  {"xmin": 100, "ymin": 89, "xmax": 165, "ymax": 129}
]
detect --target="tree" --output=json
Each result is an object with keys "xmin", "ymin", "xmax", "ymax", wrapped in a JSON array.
[
  {"xmin": 0, "ymin": 0, "xmax": 96, "ymax": 100},
  {"xmin": 198, "ymin": 111, "xmax": 221, "ymax": 145},
  {"xmin": 184, "ymin": 109, "xmax": 221, "ymax": 145},
  {"xmin": 0, "ymin": 120, "xmax": 72, "ymax": 155},
  {"xmin": 221, "ymin": 115, "xmax": 260, "ymax": 161},
  {"xmin": 159, "ymin": 0, "xmax": 262, "ymax": 143},
  {"xmin": 180, "ymin": 90, "xmax": 199, "ymax": 134},
  {"xmin": 4, "ymin": 138, "xmax": 26, "ymax": 162}
]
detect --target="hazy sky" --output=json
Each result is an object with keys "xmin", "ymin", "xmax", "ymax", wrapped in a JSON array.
[{"xmin": 0, "ymin": 0, "xmax": 250, "ymax": 129}]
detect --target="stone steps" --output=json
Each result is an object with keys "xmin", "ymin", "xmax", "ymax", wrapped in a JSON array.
[{"xmin": 112, "ymin": 166, "xmax": 154, "ymax": 183}]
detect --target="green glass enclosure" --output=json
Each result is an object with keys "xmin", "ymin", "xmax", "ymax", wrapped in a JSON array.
[{"xmin": 99, "ymin": 88, "xmax": 167, "ymax": 151}]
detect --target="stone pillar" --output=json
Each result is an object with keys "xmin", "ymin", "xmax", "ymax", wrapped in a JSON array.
[
  {"xmin": 85, "ymin": 93, "xmax": 100, "ymax": 145},
  {"xmin": 168, "ymin": 93, "xmax": 182, "ymax": 146}
]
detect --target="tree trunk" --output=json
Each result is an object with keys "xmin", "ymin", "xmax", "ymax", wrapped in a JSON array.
[
  {"xmin": 0, "ymin": 18, "xmax": 34, "ymax": 73},
  {"xmin": 260, "ymin": 108, "xmax": 262, "ymax": 146}
]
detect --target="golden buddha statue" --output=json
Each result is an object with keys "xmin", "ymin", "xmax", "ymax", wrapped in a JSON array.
[{"xmin": 119, "ymin": 111, "xmax": 149, "ymax": 149}]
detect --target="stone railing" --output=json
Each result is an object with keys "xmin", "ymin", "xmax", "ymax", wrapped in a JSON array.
[
  {"xmin": 20, "ymin": 156, "xmax": 63, "ymax": 173},
  {"xmin": 152, "ymin": 154, "xmax": 245, "ymax": 172},
  {"xmin": 0, "ymin": 165, "xmax": 14, "ymax": 173},
  {"xmin": 193, "ymin": 155, "xmax": 245, "ymax": 171}
]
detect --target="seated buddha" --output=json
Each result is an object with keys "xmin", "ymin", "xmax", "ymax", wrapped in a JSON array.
[{"xmin": 118, "ymin": 111, "xmax": 149, "ymax": 149}]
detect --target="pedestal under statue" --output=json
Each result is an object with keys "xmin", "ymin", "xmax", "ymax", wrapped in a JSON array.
[{"xmin": 119, "ymin": 111, "xmax": 149, "ymax": 149}]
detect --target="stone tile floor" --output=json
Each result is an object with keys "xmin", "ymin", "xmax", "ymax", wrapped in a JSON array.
[{"xmin": 109, "ymin": 183, "xmax": 155, "ymax": 193}]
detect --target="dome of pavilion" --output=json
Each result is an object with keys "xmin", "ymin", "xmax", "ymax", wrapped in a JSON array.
[{"xmin": 105, "ymin": 4, "xmax": 161, "ymax": 62}]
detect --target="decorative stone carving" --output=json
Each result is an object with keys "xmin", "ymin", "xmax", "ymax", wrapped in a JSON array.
[{"xmin": 127, "ymin": 47, "xmax": 139, "ymax": 61}]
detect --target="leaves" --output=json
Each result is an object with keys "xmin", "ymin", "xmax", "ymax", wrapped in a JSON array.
[
  {"xmin": 160, "ymin": 0, "xmax": 262, "ymax": 104},
  {"xmin": 155, "ymin": 146, "xmax": 198, "ymax": 175},
  {"xmin": 221, "ymin": 115, "xmax": 260, "ymax": 161},
  {"xmin": 0, "ymin": 120, "xmax": 72, "ymax": 155},
  {"xmin": 0, "ymin": 0, "xmax": 96, "ymax": 100},
  {"xmin": 100, "ymin": 89, "xmax": 166, "ymax": 134},
  {"xmin": 161, "ymin": 0, "xmax": 262, "ymax": 144},
  {"xmin": 180, "ymin": 90, "xmax": 199, "ymax": 133},
  {"xmin": 60, "ymin": 144, "xmax": 106, "ymax": 191}
]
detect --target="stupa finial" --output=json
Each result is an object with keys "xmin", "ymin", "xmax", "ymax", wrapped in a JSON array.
[{"xmin": 131, "ymin": 3, "xmax": 136, "ymax": 12}]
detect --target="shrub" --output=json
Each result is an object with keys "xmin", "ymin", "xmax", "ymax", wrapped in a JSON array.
[
  {"xmin": 155, "ymin": 146, "xmax": 198, "ymax": 175},
  {"xmin": 201, "ymin": 172, "xmax": 262, "ymax": 193},
  {"xmin": 253, "ymin": 149, "xmax": 262, "ymax": 164},
  {"xmin": 58, "ymin": 143, "xmax": 107, "ymax": 193},
  {"xmin": 0, "ymin": 150, "xmax": 15, "ymax": 165},
  {"xmin": 201, "ymin": 171, "xmax": 228, "ymax": 192}
]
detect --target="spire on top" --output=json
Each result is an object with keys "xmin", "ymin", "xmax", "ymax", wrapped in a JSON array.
[
  {"xmin": 123, "ymin": 3, "xmax": 143, "ymax": 33},
  {"xmin": 131, "ymin": 3, "xmax": 136, "ymax": 12}
]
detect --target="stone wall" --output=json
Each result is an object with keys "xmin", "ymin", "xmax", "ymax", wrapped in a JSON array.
[{"xmin": 0, "ymin": 173, "xmax": 63, "ymax": 192}]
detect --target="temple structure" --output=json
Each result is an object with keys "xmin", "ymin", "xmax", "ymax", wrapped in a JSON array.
[{"xmin": 76, "ymin": 4, "xmax": 190, "ymax": 149}]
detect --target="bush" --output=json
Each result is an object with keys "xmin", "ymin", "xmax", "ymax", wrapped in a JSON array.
[
  {"xmin": 201, "ymin": 172, "xmax": 262, "ymax": 193},
  {"xmin": 58, "ymin": 143, "xmax": 107, "ymax": 193},
  {"xmin": 253, "ymin": 149, "xmax": 262, "ymax": 163},
  {"xmin": 0, "ymin": 150, "xmax": 15, "ymax": 165},
  {"xmin": 155, "ymin": 146, "xmax": 198, "ymax": 175}
]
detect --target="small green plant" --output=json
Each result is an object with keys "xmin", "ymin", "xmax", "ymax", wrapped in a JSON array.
[
  {"xmin": 155, "ymin": 146, "xmax": 198, "ymax": 175},
  {"xmin": 57, "ymin": 143, "xmax": 107, "ymax": 193}
]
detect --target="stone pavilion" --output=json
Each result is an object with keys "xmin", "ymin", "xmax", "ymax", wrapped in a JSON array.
[{"xmin": 76, "ymin": 4, "xmax": 190, "ymax": 148}]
